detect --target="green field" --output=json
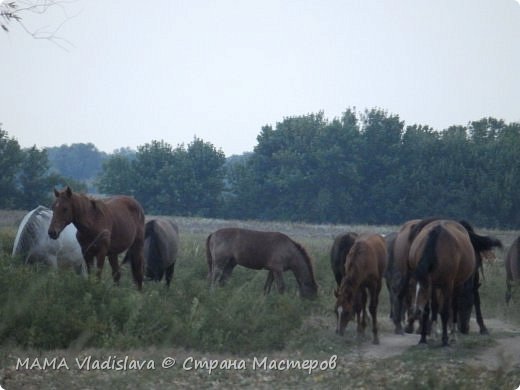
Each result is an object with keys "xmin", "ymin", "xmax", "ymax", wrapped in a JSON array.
[{"xmin": 1, "ymin": 211, "xmax": 519, "ymax": 389}]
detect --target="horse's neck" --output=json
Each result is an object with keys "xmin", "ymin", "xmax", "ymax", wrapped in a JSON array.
[{"xmin": 72, "ymin": 194, "xmax": 103, "ymax": 234}]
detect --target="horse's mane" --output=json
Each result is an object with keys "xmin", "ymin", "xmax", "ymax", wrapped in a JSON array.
[
  {"xmin": 414, "ymin": 224, "xmax": 442, "ymax": 284},
  {"xmin": 291, "ymin": 240, "xmax": 317, "ymax": 287}
]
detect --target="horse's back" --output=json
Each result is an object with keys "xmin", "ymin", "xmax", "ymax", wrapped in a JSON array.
[
  {"xmin": 208, "ymin": 227, "xmax": 298, "ymax": 270},
  {"xmin": 347, "ymin": 233, "xmax": 387, "ymax": 279}
]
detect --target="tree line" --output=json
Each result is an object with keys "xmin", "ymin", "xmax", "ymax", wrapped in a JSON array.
[{"xmin": 2, "ymin": 108, "xmax": 519, "ymax": 228}]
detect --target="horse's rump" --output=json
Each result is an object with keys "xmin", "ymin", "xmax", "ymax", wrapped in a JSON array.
[{"xmin": 144, "ymin": 218, "xmax": 179, "ymax": 273}]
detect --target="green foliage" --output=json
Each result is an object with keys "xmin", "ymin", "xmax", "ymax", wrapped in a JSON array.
[{"xmin": 97, "ymin": 138, "xmax": 226, "ymax": 217}]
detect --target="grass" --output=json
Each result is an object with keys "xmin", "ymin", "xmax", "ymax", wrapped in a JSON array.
[{"xmin": 0, "ymin": 212, "xmax": 519, "ymax": 389}]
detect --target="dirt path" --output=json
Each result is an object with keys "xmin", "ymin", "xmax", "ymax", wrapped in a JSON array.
[{"xmin": 352, "ymin": 317, "xmax": 520, "ymax": 371}]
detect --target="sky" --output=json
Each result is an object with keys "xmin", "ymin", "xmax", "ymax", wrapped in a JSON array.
[{"xmin": 1, "ymin": 0, "xmax": 520, "ymax": 156}]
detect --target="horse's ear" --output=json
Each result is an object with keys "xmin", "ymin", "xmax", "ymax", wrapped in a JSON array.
[
  {"xmin": 65, "ymin": 186, "xmax": 72, "ymax": 197},
  {"xmin": 54, "ymin": 188, "xmax": 59, "ymax": 198}
]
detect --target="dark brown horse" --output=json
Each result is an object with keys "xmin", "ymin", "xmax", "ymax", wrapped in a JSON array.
[
  {"xmin": 125, "ymin": 218, "xmax": 179, "ymax": 287},
  {"xmin": 330, "ymin": 232, "xmax": 358, "ymax": 286},
  {"xmin": 334, "ymin": 233, "xmax": 387, "ymax": 344},
  {"xmin": 48, "ymin": 186, "xmax": 145, "ymax": 290},
  {"xmin": 406, "ymin": 219, "xmax": 501, "ymax": 346},
  {"xmin": 386, "ymin": 219, "xmax": 421, "ymax": 334},
  {"xmin": 505, "ymin": 236, "xmax": 520, "ymax": 304},
  {"xmin": 206, "ymin": 228, "xmax": 318, "ymax": 299}
]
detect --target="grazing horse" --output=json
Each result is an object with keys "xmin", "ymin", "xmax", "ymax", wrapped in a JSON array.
[
  {"xmin": 505, "ymin": 236, "xmax": 520, "ymax": 304},
  {"xmin": 386, "ymin": 219, "xmax": 421, "ymax": 334},
  {"xmin": 48, "ymin": 187, "xmax": 145, "ymax": 290},
  {"xmin": 142, "ymin": 218, "xmax": 179, "ymax": 287},
  {"xmin": 330, "ymin": 232, "xmax": 358, "ymax": 286},
  {"xmin": 407, "ymin": 219, "xmax": 501, "ymax": 346},
  {"xmin": 335, "ymin": 233, "xmax": 387, "ymax": 344},
  {"xmin": 12, "ymin": 206, "xmax": 86, "ymax": 276},
  {"xmin": 206, "ymin": 228, "xmax": 318, "ymax": 299}
]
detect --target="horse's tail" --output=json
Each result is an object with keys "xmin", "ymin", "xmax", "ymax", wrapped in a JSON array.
[
  {"xmin": 206, "ymin": 233, "xmax": 213, "ymax": 280},
  {"xmin": 458, "ymin": 220, "xmax": 502, "ymax": 278},
  {"xmin": 414, "ymin": 224, "xmax": 442, "ymax": 284}
]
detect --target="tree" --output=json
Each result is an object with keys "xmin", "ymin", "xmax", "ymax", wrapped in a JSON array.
[
  {"xmin": 0, "ymin": 125, "xmax": 23, "ymax": 208},
  {"xmin": 17, "ymin": 146, "xmax": 52, "ymax": 208},
  {"xmin": 1, "ymin": 1, "xmax": 74, "ymax": 50}
]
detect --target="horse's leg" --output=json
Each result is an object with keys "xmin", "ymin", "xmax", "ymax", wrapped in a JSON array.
[
  {"xmin": 127, "ymin": 241, "xmax": 144, "ymax": 291},
  {"xmin": 474, "ymin": 285, "xmax": 488, "ymax": 335},
  {"xmin": 95, "ymin": 251, "xmax": 107, "ymax": 280},
  {"xmin": 369, "ymin": 283, "xmax": 381, "ymax": 345},
  {"xmin": 219, "ymin": 259, "xmax": 236, "ymax": 286},
  {"xmin": 440, "ymin": 293, "xmax": 451, "ymax": 347},
  {"xmin": 108, "ymin": 254, "xmax": 121, "ymax": 285},
  {"xmin": 272, "ymin": 270, "xmax": 286, "ymax": 294},
  {"xmin": 418, "ymin": 299, "xmax": 430, "ymax": 344},
  {"xmin": 264, "ymin": 271, "xmax": 274, "ymax": 295},
  {"xmin": 505, "ymin": 277, "xmax": 512, "ymax": 304},
  {"xmin": 165, "ymin": 263, "xmax": 175, "ymax": 288}
]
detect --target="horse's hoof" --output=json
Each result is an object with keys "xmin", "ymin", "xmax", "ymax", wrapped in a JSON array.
[
  {"xmin": 372, "ymin": 337, "xmax": 380, "ymax": 345},
  {"xmin": 480, "ymin": 328, "xmax": 489, "ymax": 335}
]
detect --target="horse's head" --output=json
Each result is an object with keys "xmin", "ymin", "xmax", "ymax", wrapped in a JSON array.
[
  {"xmin": 48, "ymin": 187, "xmax": 74, "ymax": 240},
  {"xmin": 299, "ymin": 280, "xmax": 318, "ymax": 300},
  {"xmin": 334, "ymin": 286, "xmax": 354, "ymax": 336}
]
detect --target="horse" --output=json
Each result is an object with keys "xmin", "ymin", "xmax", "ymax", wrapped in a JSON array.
[
  {"xmin": 12, "ymin": 205, "xmax": 86, "ymax": 276},
  {"xmin": 142, "ymin": 218, "xmax": 179, "ymax": 287},
  {"xmin": 206, "ymin": 227, "xmax": 318, "ymax": 299},
  {"xmin": 334, "ymin": 233, "xmax": 387, "ymax": 344},
  {"xmin": 48, "ymin": 186, "xmax": 145, "ymax": 290},
  {"xmin": 406, "ymin": 219, "xmax": 501, "ymax": 346},
  {"xmin": 505, "ymin": 236, "xmax": 520, "ymax": 304},
  {"xmin": 330, "ymin": 232, "xmax": 358, "ymax": 286},
  {"xmin": 386, "ymin": 219, "xmax": 421, "ymax": 334}
]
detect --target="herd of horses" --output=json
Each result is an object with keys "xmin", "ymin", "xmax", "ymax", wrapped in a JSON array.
[{"xmin": 10, "ymin": 187, "xmax": 520, "ymax": 347}]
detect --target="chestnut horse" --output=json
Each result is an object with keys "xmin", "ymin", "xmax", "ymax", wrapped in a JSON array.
[
  {"xmin": 206, "ymin": 228, "xmax": 318, "ymax": 299},
  {"xmin": 505, "ymin": 236, "xmax": 520, "ymax": 304},
  {"xmin": 330, "ymin": 232, "xmax": 358, "ymax": 286},
  {"xmin": 334, "ymin": 233, "xmax": 387, "ymax": 344},
  {"xmin": 406, "ymin": 219, "xmax": 501, "ymax": 346},
  {"xmin": 48, "ymin": 187, "xmax": 145, "ymax": 290}
]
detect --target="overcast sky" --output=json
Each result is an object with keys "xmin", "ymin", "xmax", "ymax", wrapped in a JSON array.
[{"xmin": 1, "ymin": 0, "xmax": 519, "ymax": 156}]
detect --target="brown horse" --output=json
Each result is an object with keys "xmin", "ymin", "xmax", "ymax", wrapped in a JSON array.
[
  {"xmin": 206, "ymin": 228, "xmax": 318, "ymax": 299},
  {"xmin": 505, "ymin": 236, "xmax": 520, "ymax": 304},
  {"xmin": 386, "ymin": 219, "xmax": 421, "ymax": 334},
  {"xmin": 334, "ymin": 233, "xmax": 387, "ymax": 344},
  {"xmin": 406, "ymin": 219, "xmax": 501, "ymax": 346},
  {"xmin": 48, "ymin": 187, "xmax": 145, "ymax": 290},
  {"xmin": 330, "ymin": 232, "xmax": 358, "ymax": 286},
  {"xmin": 125, "ymin": 218, "xmax": 179, "ymax": 287}
]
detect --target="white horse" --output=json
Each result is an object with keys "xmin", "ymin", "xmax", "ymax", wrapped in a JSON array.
[{"xmin": 12, "ymin": 206, "xmax": 87, "ymax": 276}]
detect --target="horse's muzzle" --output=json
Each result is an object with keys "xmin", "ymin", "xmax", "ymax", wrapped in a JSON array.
[{"xmin": 48, "ymin": 229, "xmax": 59, "ymax": 240}]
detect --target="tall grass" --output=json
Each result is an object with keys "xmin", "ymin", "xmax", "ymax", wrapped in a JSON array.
[{"xmin": 0, "ymin": 221, "xmax": 518, "ymax": 355}]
